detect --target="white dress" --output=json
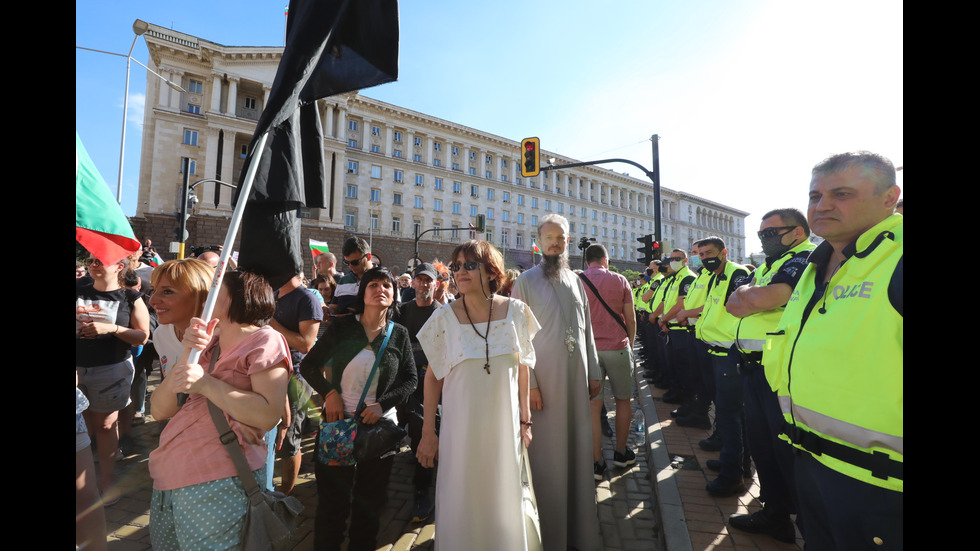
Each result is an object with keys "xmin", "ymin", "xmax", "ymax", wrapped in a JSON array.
[{"xmin": 417, "ymin": 299, "xmax": 541, "ymax": 551}]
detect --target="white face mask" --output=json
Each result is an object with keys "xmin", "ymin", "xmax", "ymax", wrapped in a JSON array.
[{"xmin": 670, "ymin": 260, "xmax": 684, "ymax": 272}]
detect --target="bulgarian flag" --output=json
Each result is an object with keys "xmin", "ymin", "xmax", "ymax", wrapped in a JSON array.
[
  {"xmin": 532, "ymin": 240, "xmax": 542, "ymax": 255},
  {"xmin": 309, "ymin": 238, "xmax": 330, "ymax": 257},
  {"xmin": 76, "ymin": 132, "xmax": 141, "ymax": 265}
]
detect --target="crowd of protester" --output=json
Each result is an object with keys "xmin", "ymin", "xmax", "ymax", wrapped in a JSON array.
[{"xmin": 76, "ymin": 151, "xmax": 903, "ymax": 551}]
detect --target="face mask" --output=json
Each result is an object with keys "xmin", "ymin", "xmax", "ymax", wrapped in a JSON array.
[
  {"xmin": 658, "ymin": 265, "xmax": 669, "ymax": 274},
  {"xmin": 760, "ymin": 232, "xmax": 794, "ymax": 258},
  {"xmin": 689, "ymin": 257, "xmax": 703, "ymax": 271},
  {"xmin": 701, "ymin": 257, "xmax": 722, "ymax": 272},
  {"xmin": 669, "ymin": 260, "xmax": 684, "ymax": 272}
]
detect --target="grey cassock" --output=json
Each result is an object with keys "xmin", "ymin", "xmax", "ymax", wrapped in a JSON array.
[{"xmin": 512, "ymin": 265, "xmax": 601, "ymax": 551}]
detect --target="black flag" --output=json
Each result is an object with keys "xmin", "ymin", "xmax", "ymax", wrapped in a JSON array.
[{"xmin": 236, "ymin": 0, "xmax": 399, "ymax": 287}]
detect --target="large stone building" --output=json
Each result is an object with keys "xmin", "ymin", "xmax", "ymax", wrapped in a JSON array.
[{"xmin": 133, "ymin": 23, "xmax": 748, "ymax": 275}]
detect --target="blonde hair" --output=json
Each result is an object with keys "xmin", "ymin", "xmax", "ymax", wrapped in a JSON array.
[{"xmin": 151, "ymin": 259, "xmax": 215, "ymax": 318}]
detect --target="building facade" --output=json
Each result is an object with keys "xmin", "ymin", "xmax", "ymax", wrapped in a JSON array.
[{"xmin": 133, "ymin": 23, "xmax": 748, "ymax": 275}]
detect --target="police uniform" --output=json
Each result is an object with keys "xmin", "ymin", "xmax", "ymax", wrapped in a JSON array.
[
  {"xmin": 767, "ymin": 214, "xmax": 903, "ymax": 549},
  {"xmin": 660, "ymin": 266, "xmax": 696, "ymax": 401}
]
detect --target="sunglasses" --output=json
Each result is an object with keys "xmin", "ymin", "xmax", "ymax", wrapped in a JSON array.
[
  {"xmin": 757, "ymin": 226, "xmax": 797, "ymax": 239},
  {"xmin": 343, "ymin": 254, "xmax": 369, "ymax": 267},
  {"xmin": 449, "ymin": 261, "xmax": 481, "ymax": 273},
  {"xmin": 668, "ymin": 257, "xmax": 685, "ymax": 262}
]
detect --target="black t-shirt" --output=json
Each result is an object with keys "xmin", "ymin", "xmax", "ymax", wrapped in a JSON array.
[
  {"xmin": 76, "ymin": 281, "xmax": 140, "ymax": 367},
  {"xmin": 274, "ymin": 286, "xmax": 324, "ymax": 367}
]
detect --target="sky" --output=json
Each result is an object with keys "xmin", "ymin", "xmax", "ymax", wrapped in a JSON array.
[{"xmin": 76, "ymin": 0, "xmax": 903, "ymax": 255}]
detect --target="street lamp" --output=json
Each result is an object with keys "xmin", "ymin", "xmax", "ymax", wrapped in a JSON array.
[{"xmin": 76, "ymin": 19, "xmax": 186, "ymax": 204}]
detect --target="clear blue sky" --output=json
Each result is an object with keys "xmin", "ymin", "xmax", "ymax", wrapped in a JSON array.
[{"xmin": 76, "ymin": 0, "xmax": 903, "ymax": 254}]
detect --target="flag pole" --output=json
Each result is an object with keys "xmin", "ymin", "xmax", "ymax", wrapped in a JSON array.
[{"xmin": 184, "ymin": 132, "xmax": 269, "ymax": 366}]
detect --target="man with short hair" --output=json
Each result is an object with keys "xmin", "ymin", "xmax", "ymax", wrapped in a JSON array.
[
  {"xmin": 580, "ymin": 244, "xmax": 637, "ymax": 480},
  {"xmin": 393, "ymin": 262, "xmax": 441, "ymax": 522},
  {"xmin": 271, "ymin": 274, "xmax": 323, "ymax": 495},
  {"xmin": 334, "ymin": 237, "xmax": 374, "ymax": 315},
  {"xmin": 724, "ymin": 207, "xmax": 814, "ymax": 543},
  {"xmin": 768, "ymin": 152, "xmax": 903, "ymax": 549},
  {"xmin": 512, "ymin": 214, "xmax": 602, "ymax": 551},
  {"xmin": 397, "ymin": 272, "xmax": 416, "ymax": 303},
  {"xmin": 650, "ymin": 250, "xmax": 697, "ymax": 406},
  {"xmin": 314, "ymin": 251, "xmax": 340, "ymax": 284}
]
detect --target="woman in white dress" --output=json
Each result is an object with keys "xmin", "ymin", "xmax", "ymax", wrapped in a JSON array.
[{"xmin": 417, "ymin": 240, "xmax": 541, "ymax": 551}]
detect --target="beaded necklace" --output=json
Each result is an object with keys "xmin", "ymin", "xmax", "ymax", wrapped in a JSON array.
[{"xmin": 461, "ymin": 294, "xmax": 493, "ymax": 374}]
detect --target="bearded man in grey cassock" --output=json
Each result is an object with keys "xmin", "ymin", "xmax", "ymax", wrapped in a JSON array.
[{"xmin": 511, "ymin": 214, "xmax": 602, "ymax": 551}]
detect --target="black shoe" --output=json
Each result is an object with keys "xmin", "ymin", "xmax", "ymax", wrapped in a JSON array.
[
  {"xmin": 706, "ymin": 475, "xmax": 747, "ymax": 497},
  {"xmin": 729, "ymin": 508, "xmax": 797, "ymax": 543},
  {"xmin": 670, "ymin": 405, "xmax": 690, "ymax": 418},
  {"xmin": 612, "ymin": 449, "xmax": 636, "ymax": 467},
  {"xmin": 706, "ymin": 458, "xmax": 754, "ymax": 478},
  {"xmin": 411, "ymin": 490, "xmax": 433, "ymax": 523},
  {"xmin": 675, "ymin": 414, "xmax": 712, "ymax": 429},
  {"xmin": 600, "ymin": 416, "xmax": 614, "ymax": 438},
  {"xmin": 699, "ymin": 431, "xmax": 722, "ymax": 451},
  {"xmin": 594, "ymin": 461, "xmax": 608, "ymax": 481}
]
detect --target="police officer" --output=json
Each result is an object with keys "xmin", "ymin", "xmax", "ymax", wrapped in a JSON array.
[
  {"xmin": 768, "ymin": 152, "xmax": 902, "ymax": 550},
  {"xmin": 726, "ymin": 208, "xmax": 815, "ymax": 543},
  {"xmin": 650, "ymin": 250, "xmax": 696, "ymax": 405}
]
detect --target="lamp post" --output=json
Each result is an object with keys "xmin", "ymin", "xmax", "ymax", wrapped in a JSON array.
[{"xmin": 77, "ymin": 19, "xmax": 185, "ymax": 204}]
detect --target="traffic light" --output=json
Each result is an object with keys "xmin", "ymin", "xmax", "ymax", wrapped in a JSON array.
[
  {"xmin": 520, "ymin": 137, "xmax": 540, "ymax": 177},
  {"xmin": 636, "ymin": 234, "xmax": 654, "ymax": 265},
  {"xmin": 651, "ymin": 239, "xmax": 663, "ymax": 260}
]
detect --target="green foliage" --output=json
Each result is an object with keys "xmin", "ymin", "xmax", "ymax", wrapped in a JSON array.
[{"xmin": 620, "ymin": 268, "xmax": 641, "ymax": 282}]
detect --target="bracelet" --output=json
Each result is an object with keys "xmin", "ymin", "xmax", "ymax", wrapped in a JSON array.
[
  {"xmin": 114, "ymin": 324, "xmax": 120, "ymax": 334},
  {"xmin": 520, "ymin": 420, "xmax": 533, "ymax": 426}
]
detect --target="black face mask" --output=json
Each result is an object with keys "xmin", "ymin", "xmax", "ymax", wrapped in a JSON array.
[
  {"xmin": 761, "ymin": 231, "xmax": 795, "ymax": 258},
  {"xmin": 702, "ymin": 257, "xmax": 722, "ymax": 272},
  {"xmin": 657, "ymin": 265, "xmax": 669, "ymax": 274}
]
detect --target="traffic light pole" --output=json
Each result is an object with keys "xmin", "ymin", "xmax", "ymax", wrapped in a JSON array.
[{"xmin": 540, "ymin": 140, "xmax": 662, "ymax": 245}]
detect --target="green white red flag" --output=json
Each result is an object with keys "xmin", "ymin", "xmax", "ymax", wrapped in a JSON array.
[
  {"xmin": 532, "ymin": 240, "xmax": 541, "ymax": 255},
  {"xmin": 75, "ymin": 132, "xmax": 141, "ymax": 265},
  {"xmin": 309, "ymin": 238, "xmax": 330, "ymax": 257}
]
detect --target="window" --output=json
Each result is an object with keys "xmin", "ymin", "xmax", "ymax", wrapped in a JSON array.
[
  {"xmin": 348, "ymin": 139, "xmax": 358, "ymax": 148},
  {"xmin": 517, "ymin": 195, "xmax": 525, "ymax": 206},
  {"xmin": 453, "ymin": 182, "xmax": 462, "ymax": 194},
  {"xmin": 452, "ymin": 162, "xmax": 460, "ymax": 171},
  {"xmin": 543, "ymin": 184, "xmax": 548, "ymax": 192},
  {"xmin": 516, "ymin": 233, "xmax": 523, "ymax": 247},
  {"xmin": 180, "ymin": 158, "xmax": 197, "ymax": 175},
  {"xmin": 370, "ymin": 213, "xmax": 379, "ymax": 230},
  {"xmin": 392, "ymin": 216, "xmax": 401, "ymax": 233},
  {"xmin": 487, "ymin": 189, "xmax": 495, "ymax": 200},
  {"xmin": 501, "ymin": 230, "xmax": 509, "ymax": 246},
  {"xmin": 414, "ymin": 137, "xmax": 422, "ymax": 146},
  {"xmin": 592, "ymin": 210, "xmax": 598, "ymax": 220},
  {"xmin": 414, "ymin": 219, "xmax": 422, "ymax": 236},
  {"xmin": 413, "ymin": 154, "xmax": 423, "ymax": 162},
  {"xmin": 414, "ymin": 196, "xmax": 423, "ymax": 208},
  {"xmin": 531, "ymin": 197, "xmax": 538, "ymax": 209},
  {"xmin": 470, "ymin": 205, "xmax": 478, "ymax": 216},
  {"xmin": 415, "ymin": 174, "xmax": 424, "ymax": 186},
  {"xmin": 485, "ymin": 171, "xmax": 492, "ymax": 179},
  {"xmin": 502, "ymin": 210, "xmax": 510, "ymax": 222},
  {"xmin": 393, "ymin": 150, "xmax": 403, "ymax": 158},
  {"xmin": 452, "ymin": 202, "xmax": 461, "ymax": 214},
  {"xmin": 517, "ymin": 213, "xmax": 525, "ymax": 224},
  {"xmin": 434, "ymin": 142, "xmax": 442, "ymax": 151},
  {"xmin": 581, "ymin": 207, "xmax": 587, "ymax": 217},
  {"xmin": 530, "ymin": 179, "xmax": 537, "ymax": 189},
  {"xmin": 434, "ymin": 178, "xmax": 443, "ymax": 190},
  {"xmin": 487, "ymin": 208, "xmax": 494, "ymax": 220},
  {"xmin": 244, "ymin": 97, "xmax": 256, "ymax": 109},
  {"xmin": 187, "ymin": 104, "xmax": 201, "ymax": 114},
  {"xmin": 581, "ymin": 224, "xmax": 586, "ymax": 233},
  {"xmin": 370, "ymin": 145, "xmax": 381, "ymax": 153},
  {"xmin": 545, "ymin": 200, "xmax": 551, "ymax": 211},
  {"xmin": 451, "ymin": 225, "xmax": 460, "ymax": 239},
  {"xmin": 485, "ymin": 230, "xmax": 493, "ymax": 243},
  {"xmin": 557, "ymin": 203, "xmax": 564, "ymax": 214},
  {"xmin": 470, "ymin": 185, "xmax": 479, "ymax": 197},
  {"xmin": 371, "ymin": 166, "xmax": 382, "ymax": 179},
  {"xmin": 502, "ymin": 191, "xmax": 510, "ymax": 203},
  {"xmin": 370, "ymin": 189, "xmax": 380, "ymax": 202},
  {"xmin": 394, "ymin": 170, "xmax": 403, "ymax": 183},
  {"xmin": 393, "ymin": 131, "xmax": 403, "ymax": 142},
  {"xmin": 434, "ymin": 199, "xmax": 443, "ymax": 211},
  {"xmin": 501, "ymin": 175, "xmax": 508, "ymax": 183},
  {"xmin": 485, "ymin": 154, "xmax": 493, "ymax": 164},
  {"xmin": 602, "ymin": 227, "xmax": 607, "ymax": 237},
  {"xmin": 516, "ymin": 177, "xmax": 523, "ymax": 186},
  {"xmin": 183, "ymin": 130, "xmax": 198, "ymax": 146},
  {"xmin": 393, "ymin": 192, "xmax": 402, "ymax": 205},
  {"xmin": 452, "ymin": 146, "xmax": 459, "ymax": 156},
  {"xmin": 531, "ymin": 215, "xmax": 538, "ymax": 226},
  {"xmin": 345, "ymin": 184, "xmax": 357, "ymax": 198},
  {"xmin": 434, "ymin": 222, "xmax": 442, "ymax": 237},
  {"xmin": 433, "ymin": 159, "xmax": 442, "ymax": 167},
  {"xmin": 592, "ymin": 226, "xmax": 598, "ymax": 236},
  {"xmin": 188, "ymin": 79, "xmax": 203, "ymax": 94},
  {"xmin": 347, "ymin": 161, "xmax": 358, "ymax": 174},
  {"xmin": 345, "ymin": 210, "xmax": 356, "ymax": 227},
  {"xmin": 371, "ymin": 126, "xmax": 381, "ymax": 136},
  {"xmin": 501, "ymin": 159, "xmax": 508, "ymax": 168},
  {"xmin": 240, "ymin": 145, "xmax": 247, "ymax": 159},
  {"xmin": 348, "ymin": 120, "xmax": 358, "ymax": 131},
  {"xmin": 469, "ymin": 151, "xmax": 476, "ymax": 160},
  {"xmin": 469, "ymin": 167, "xmax": 476, "ymax": 175}
]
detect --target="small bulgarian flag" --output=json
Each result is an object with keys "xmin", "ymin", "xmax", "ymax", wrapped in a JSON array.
[
  {"xmin": 76, "ymin": 132, "xmax": 141, "ymax": 266},
  {"xmin": 309, "ymin": 239, "xmax": 330, "ymax": 257},
  {"xmin": 532, "ymin": 240, "xmax": 541, "ymax": 255}
]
